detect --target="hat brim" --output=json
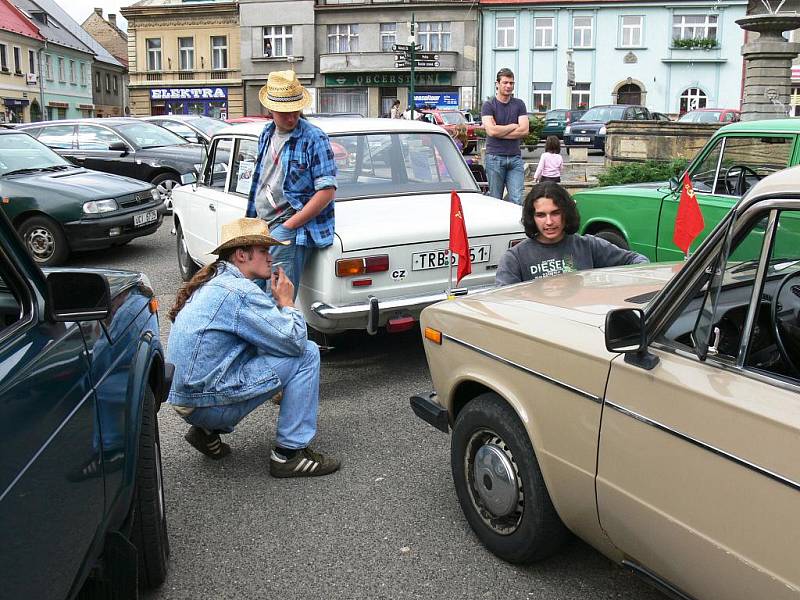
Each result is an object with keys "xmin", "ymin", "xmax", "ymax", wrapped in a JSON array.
[
  {"xmin": 259, "ymin": 86, "xmax": 311, "ymax": 113},
  {"xmin": 211, "ymin": 233, "xmax": 290, "ymax": 255}
]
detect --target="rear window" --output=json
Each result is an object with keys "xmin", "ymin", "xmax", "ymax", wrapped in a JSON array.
[{"xmin": 580, "ymin": 106, "xmax": 626, "ymax": 122}]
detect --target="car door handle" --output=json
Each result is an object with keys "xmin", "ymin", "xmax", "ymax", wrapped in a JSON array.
[{"xmin": 209, "ymin": 204, "xmax": 216, "ymax": 211}]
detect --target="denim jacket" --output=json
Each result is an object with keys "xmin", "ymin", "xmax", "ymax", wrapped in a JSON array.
[{"xmin": 166, "ymin": 263, "xmax": 307, "ymax": 408}]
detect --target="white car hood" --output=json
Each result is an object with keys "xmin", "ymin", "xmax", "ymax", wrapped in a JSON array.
[{"xmin": 334, "ymin": 192, "xmax": 524, "ymax": 251}]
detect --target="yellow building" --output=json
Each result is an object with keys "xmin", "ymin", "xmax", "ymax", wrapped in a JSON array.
[{"xmin": 122, "ymin": 0, "xmax": 242, "ymax": 118}]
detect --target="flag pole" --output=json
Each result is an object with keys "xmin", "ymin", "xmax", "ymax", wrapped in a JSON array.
[{"xmin": 447, "ymin": 250, "xmax": 455, "ymax": 300}]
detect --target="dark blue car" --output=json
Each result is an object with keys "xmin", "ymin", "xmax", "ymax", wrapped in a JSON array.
[
  {"xmin": 0, "ymin": 209, "xmax": 172, "ymax": 599},
  {"xmin": 563, "ymin": 104, "xmax": 651, "ymax": 152}
]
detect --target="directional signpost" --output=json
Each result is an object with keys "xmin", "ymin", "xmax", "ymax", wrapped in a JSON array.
[{"xmin": 393, "ymin": 15, "xmax": 444, "ymax": 118}]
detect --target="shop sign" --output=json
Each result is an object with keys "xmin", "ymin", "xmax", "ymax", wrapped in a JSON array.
[
  {"xmin": 3, "ymin": 98, "xmax": 29, "ymax": 107},
  {"xmin": 413, "ymin": 92, "xmax": 459, "ymax": 109},
  {"xmin": 324, "ymin": 73, "xmax": 452, "ymax": 87},
  {"xmin": 150, "ymin": 87, "xmax": 228, "ymax": 100}
]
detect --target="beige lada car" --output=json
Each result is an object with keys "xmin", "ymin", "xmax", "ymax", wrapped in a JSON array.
[{"xmin": 411, "ymin": 167, "xmax": 800, "ymax": 600}]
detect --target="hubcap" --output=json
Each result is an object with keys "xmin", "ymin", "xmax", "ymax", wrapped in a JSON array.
[
  {"xmin": 26, "ymin": 226, "xmax": 55, "ymax": 261},
  {"xmin": 465, "ymin": 429, "xmax": 524, "ymax": 535},
  {"xmin": 157, "ymin": 179, "xmax": 177, "ymax": 210}
]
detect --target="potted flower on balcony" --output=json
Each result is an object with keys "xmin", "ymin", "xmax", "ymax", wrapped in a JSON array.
[
  {"xmin": 537, "ymin": 103, "xmax": 548, "ymax": 112},
  {"xmin": 672, "ymin": 37, "xmax": 718, "ymax": 50},
  {"xmin": 577, "ymin": 103, "xmax": 588, "ymax": 110}
]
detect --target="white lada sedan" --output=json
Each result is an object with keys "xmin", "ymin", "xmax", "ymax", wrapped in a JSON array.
[{"xmin": 171, "ymin": 118, "xmax": 524, "ymax": 335}]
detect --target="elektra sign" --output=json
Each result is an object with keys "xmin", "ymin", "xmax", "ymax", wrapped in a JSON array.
[{"xmin": 150, "ymin": 87, "xmax": 228, "ymax": 100}]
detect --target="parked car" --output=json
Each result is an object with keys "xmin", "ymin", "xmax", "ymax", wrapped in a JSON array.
[
  {"xmin": 225, "ymin": 116, "xmax": 272, "ymax": 124},
  {"xmin": 412, "ymin": 166, "xmax": 800, "ymax": 600},
  {"xmin": 462, "ymin": 110, "xmax": 478, "ymax": 124},
  {"xmin": 0, "ymin": 128, "xmax": 163, "ymax": 266},
  {"xmin": 0, "ymin": 207, "xmax": 171, "ymax": 598},
  {"xmin": 573, "ymin": 118, "xmax": 799, "ymax": 261},
  {"xmin": 678, "ymin": 108, "xmax": 741, "ymax": 123},
  {"xmin": 651, "ymin": 111, "xmax": 672, "ymax": 121},
  {"xmin": 540, "ymin": 108, "xmax": 587, "ymax": 139},
  {"xmin": 563, "ymin": 104, "xmax": 652, "ymax": 152},
  {"xmin": 415, "ymin": 108, "xmax": 479, "ymax": 154},
  {"xmin": 17, "ymin": 118, "xmax": 204, "ymax": 210},
  {"xmin": 171, "ymin": 118, "xmax": 524, "ymax": 335},
  {"xmin": 142, "ymin": 114, "xmax": 227, "ymax": 145},
  {"xmin": 305, "ymin": 112, "xmax": 364, "ymax": 118}
]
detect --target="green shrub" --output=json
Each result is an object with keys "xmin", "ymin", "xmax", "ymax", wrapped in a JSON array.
[
  {"xmin": 596, "ymin": 158, "xmax": 689, "ymax": 187},
  {"xmin": 524, "ymin": 116, "xmax": 545, "ymax": 146},
  {"xmin": 672, "ymin": 37, "xmax": 718, "ymax": 50}
]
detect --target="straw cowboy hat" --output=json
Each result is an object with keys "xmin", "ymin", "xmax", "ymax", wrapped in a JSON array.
[
  {"xmin": 211, "ymin": 218, "xmax": 289, "ymax": 255},
  {"xmin": 259, "ymin": 70, "xmax": 311, "ymax": 113}
]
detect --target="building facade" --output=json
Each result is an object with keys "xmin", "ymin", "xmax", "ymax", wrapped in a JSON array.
[
  {"xmin": 81, "ymin": 8, "xmax": 130, "ymax": 117},
  {"xmin": 12, "ymin": 0, "xmax": 95, "ymax": 119},
  {"xmin": 0, "ymin": 0, "xmax": 44, "ymax": 123},
  {"xmin": 480, "ymin": 0, "xmax": 748, "ymax": 115},
  {"xmin": 123, "ymin": 0, "xmax": 243, "ymax": 118}
]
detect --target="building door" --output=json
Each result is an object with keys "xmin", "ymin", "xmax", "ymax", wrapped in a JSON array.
[{"xmin": 617, "ymin": 83, "xmax": 641, "ymax": 105}]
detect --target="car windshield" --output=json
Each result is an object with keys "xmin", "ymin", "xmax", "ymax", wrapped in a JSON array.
[
  {"xmin": 439, "ymin": 112, "xmax": 466, "ymax": 125},
  {"xmin": 331, "ymin": 131, "xmax": 478, "ymax": 200},
  {"xmin": 189, "ymin": 117, "xmax": 227, "ymax": 137},
  {"xmin": 0, "ymin": 133, "xmax": 71, "ymax": 175},
  {"xmin": 579, "ymin": 106, "xmax": 626, "ymax": 122},
  {"xmin": 679, "ymin": 111, "xmax": 723, "ymax": 123},
  {"xmin": 115, "ymin": 122, "xmax": 189, "ymax": 148}
]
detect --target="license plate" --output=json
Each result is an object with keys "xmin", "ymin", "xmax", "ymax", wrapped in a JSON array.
[
  {"xmin": 412, "ymin": 245, "xmax": 491, "ymax": 271},
  {"xmin": 133, "ymin": 209, "xmax": 158, "ymax": 227},
  {"xmin": 574, "ymin": 136, "xmax": 591, "ymax": 143},
  {"xmin": 547, "ymin": 121, "xmax": 559, "ymax": 126}
]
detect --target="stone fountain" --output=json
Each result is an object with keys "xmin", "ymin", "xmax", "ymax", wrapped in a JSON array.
[{"xmin": 737, "ymin": 2, "xmax": 800, "ymax": 120}]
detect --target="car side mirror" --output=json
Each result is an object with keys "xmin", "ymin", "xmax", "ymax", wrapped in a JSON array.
[
  {"xmin": 108, "ymin": 141, "xmax": 128, "ymax": 153},
  {"xmin": 605, "ymin": 308, "xmax": 659, "ymax": 370},
  {"xmin": 180, "ymin": 172, "xmax": 197, "ymax": 185},
  {"xmin": 47, "ymin": 272, "xmax": 110, "ymax": 322}
]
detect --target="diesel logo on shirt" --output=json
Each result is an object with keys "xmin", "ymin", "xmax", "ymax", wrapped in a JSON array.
[{"xmin": 529, "ymin": 257, "xmax": 576, "ymax": 279}]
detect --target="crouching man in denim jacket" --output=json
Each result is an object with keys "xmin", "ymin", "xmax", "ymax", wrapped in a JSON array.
[{"xmin": 166, "ymin": 217, "xmax": 340, "ymax": 478}]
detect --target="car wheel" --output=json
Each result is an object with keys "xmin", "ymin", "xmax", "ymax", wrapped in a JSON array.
[
  {"xmin": 176, "ymin": 221, "xmax": 199, "ymax": 282},
  {"xmin": 18, "ymin": 215, "xmax": 69, "ymax": 266},
  {"xmin": 451, "ymin": 392, "xmax": 569, "ymax": 564},
  {"xmin": 152, "ymin": 173, "xmax": 180, "ymax": 212},
  {"xmin": 131, "ymin": 386, "xmax": 169, "ymax": 589},
  {"xmin": 594, "ymin": 228, "xmax": 629, "ymax": 250}
]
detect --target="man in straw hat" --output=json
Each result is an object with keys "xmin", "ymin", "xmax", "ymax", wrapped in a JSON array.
[
  {"xmin": 246, "ymin": 70, "xmax": 337, "ymax": 297},
  {"xmin": 166, "ymin": 217, "xmax": 340, "ymax": 477}
]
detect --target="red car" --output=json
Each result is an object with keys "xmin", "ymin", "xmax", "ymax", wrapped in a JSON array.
[
  {"xmin": 678, "ymin": 108, "xmax": 741, "ymax": 123},
  {"xmin": 415, "ymin": 108, "xmax": 479, "ymax": 154}
]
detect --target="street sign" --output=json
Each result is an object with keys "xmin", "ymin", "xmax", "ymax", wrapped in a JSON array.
[
  {"xmin": 394, "ymin": 61, "xmax": 411, "ymax": 68},
  {"xmin": 566, "ymin": 60, "xmax": 576, "ymax": 87},
  {"xmin": 416, "ymin": 53, "xmax": 439, "ymax": 61},
  {"xmin": 414, "ymin": 60, "xmax": 440, "ymax": 68},
  {"xmin": 392, "ymin": 44, "xmax": 412, "ymax": 52}
]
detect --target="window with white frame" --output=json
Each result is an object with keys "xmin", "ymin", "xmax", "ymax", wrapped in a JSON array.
[
  {"xmin": 263, "ymin": 25, "xmax": 293, "ymax": 57},
  {"xmin": 69, "ymin": 60, "xmax": 75, "ymax": 83},
  {"xmin": 13, "ymin": 47, "xmax": 21, "ymax": 73},
  {"xmin": 113, "ymin": 75, "xmax": 118, "ymax": 94},
  {"xmin": 620, "ymin": 15, "xmax": 643, "ymax": 47},
  {"xmin": 44, "ymin": 54, "xmax": 52, "ymax": 79},
  {"xmin": 80, "ymin": 63, "xmax": 86, "ymax": 85},
  {"xmin": 533, "ymin": 17, "xmax": 554, "ymax": 48},
  {"xmin": 680, "ymin": 87, "xmax": 707, "ymax": 113},
  {"xmin": 0, "ymin": 44, "xmax": 6, "ymax": 71},
  {"xmin": 146, "ymin": 38, "xmax": 162, "ymax": 71},
  {"xmin": 572, "ymin": 16, "xmax": 593, "ymax": 48},
  {"xmin": 532, "ymin": 82, "xmax": 552, "ymax": 111},
  {"xmin": 28, "ymin": 49, "xmax": 35, "ymax": 73},
  {"xmin": 212, "ymin": 36, "xmax": 228, "ymax": 70},
  {"xmin": 105, "ymin": 73, "xmax": 111, "ymax": 92},
  {"xmin": 57, "ymin": 57, "xmax": 65, "ymax": 81},
  {"xmin": 571, "ymin": 82, "xmax": 590, "ymax": 109},
  {"xmin": 418, "ymin": 22, "xmax": 450, "ymax": 52},
  {"xmin": 179, "ymin": 37, "xmax": 194, "ymax": 70},
  {"xmin": 380, "ymin": 23, "xmax": 397, "ymax": 52},
  {"xmin": 496, "ymin": 18, "xmax": 516, "ymax": 48},
  {"xmin": 672, "ymin": 14, "xmax": 717, "ymax": 41},
  {"xmin": 327, "ymin": 24, "xmax": 359, "ymax": 53}
]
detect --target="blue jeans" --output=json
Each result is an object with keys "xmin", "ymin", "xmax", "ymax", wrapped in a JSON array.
[
  {"xmin": 183, "ymin": 340, "xmax": 320, "ymax": 449},
  {"xmin": 269, "ymin": 224, "xmax": 309, "ymax": 299},
  {"xmin": 485, "ymin": 154, "xmax": 525, "ymax": 205}
]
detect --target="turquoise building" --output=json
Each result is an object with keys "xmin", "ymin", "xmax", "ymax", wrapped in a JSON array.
[{"xmin": 480, "ymin": 0, "xmax": 748, "ymax": 115}]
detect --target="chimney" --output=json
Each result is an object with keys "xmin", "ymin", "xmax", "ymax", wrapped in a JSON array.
[
  {"xmin": 109, "ymin": 13, "xmax": 117, "ymax": 27},
  {"xmin": 94, "ymin": 7, "xmax": 102, "ymax": 16}
]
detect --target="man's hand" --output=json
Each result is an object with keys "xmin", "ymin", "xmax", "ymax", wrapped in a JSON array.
[{"xmin": 271, "ymin": 267, "xmax": 295, "ymax": 308}]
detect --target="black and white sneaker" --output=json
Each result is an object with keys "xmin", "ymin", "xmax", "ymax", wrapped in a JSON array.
[{"xmin": 269, "ymin": 447, "xmax": 340, "ymax": 478}]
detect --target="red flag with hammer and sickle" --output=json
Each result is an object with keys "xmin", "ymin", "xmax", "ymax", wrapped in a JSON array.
[
  {"xmin": 673, "ymin": 172, "xmax": 705, "ymax": 255},
  {"xmin": 449, "ymin": 190, "xmax": 471, "ymax": 284}
]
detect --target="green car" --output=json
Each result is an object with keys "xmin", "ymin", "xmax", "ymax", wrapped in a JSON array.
[
  {"xmin": 540, "ymin": 108, "xmax": 587, "ymax": 139},
  {"xmin": 574, "ymin": 119, "xmax": 800, "ymax": 261}
]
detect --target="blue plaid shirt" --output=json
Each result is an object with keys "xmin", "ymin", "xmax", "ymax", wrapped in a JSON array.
[{"xmin": 246, "ymin": 118, "xmax": 337, "ymax": 247}]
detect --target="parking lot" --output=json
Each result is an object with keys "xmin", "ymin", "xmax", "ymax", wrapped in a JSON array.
[{"xmin": 65, "ymin": 219, "xmax": 666, "ymax": 600}]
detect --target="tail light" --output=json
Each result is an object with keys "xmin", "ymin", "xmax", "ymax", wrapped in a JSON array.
[{"xmin": 335, "ymin": 255, "xmax": 389, "ymax": 277}]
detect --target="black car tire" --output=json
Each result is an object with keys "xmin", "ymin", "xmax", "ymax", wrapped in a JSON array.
[
  {"xmin": 151, "ymin": 173, "xmax": 180, "ymax": 211},
  {"xmin": 451, "ymin": 392, "xmax": 569, "ymax": 564},
  {"xmin": 18, "ymin": 215, "xmax": 69, "ymax": 266},
  {"xmin": 131, "ymin": 386, "xmax": 169, "ymax": 589},
  {"xmin": 176, "ymin": 220, "xmax": 199, "ymax": 282},
  {"xmin": 594, "ymin": 228, "xmax": 629, "ymax": 250}
]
